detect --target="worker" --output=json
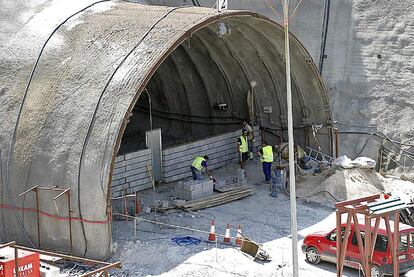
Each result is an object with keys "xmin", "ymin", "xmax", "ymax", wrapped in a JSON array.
[
  {"xmin": 190, "ymin": 155, "xmax": 211, "ymax": 180},
  {"xmin": 242, "ymin": 121, "xmax": 254, "ymax": 159},
  {"xmin": 258, "ymin": 141, "xmax": 274, "ymax": 183},
  {"xmin": 237, "ymin": 129, "xmax": 249, "ymax": 169}
]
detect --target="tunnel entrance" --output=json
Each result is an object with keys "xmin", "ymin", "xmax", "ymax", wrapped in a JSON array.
[
  {"xmin": 3, "ymin": 2, "xmax": 333, "ymax": 259},
  {"xmin": 118, "ymin": 17, "xmax": 332, "ymax": 158}
]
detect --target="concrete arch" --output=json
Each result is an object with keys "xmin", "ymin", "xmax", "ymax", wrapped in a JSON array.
[{"xmin": 0, "ymin": 2, "xmax": 333, "ymax": 259}]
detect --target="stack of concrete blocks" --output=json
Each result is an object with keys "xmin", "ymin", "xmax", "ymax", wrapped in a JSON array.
[
  {"xmin": 237, "ymin": 168, "xmax": 247, "ymax": 186},
  {"xmin": 162, "ymin": 126, "xmax": 261, "ymax": 183},
  {"xmin": 111, "ymin": 148, "xmax": 152, "ymax": 197},
  {"xmin": 175, "ymin": 179, "xmax": 214, "ymax": 201}
]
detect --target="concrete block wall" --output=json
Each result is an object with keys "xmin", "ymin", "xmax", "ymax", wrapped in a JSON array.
[
  {"xmin": 162, "ymin": 126, "xmax": 261, "ymax": 183},
  {"xmin": 112, "ymin": 148, "xmax": 152, "ymax": 197},
  {"xmin": 112, "ymin": 127, "xmax": 261, "ymax": 195}
]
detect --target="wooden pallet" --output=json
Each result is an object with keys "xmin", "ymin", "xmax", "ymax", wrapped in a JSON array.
[{"xmin": 176, "ymin": 187, "xmax": 253, "ymax": 211}]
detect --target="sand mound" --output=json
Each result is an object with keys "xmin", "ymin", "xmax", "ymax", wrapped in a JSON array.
[{"xmin": 306, "ymin": 168, "xmax": 387, "ymax": 204}]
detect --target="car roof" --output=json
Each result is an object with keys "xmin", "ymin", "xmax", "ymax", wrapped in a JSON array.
[{"xmin": 341, "ymin": 219, "xmax": 413, "ymax": 235}]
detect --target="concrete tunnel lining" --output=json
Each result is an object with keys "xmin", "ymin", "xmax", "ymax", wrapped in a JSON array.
[{"xmin": 1, "ymin": 2, "xmax": 332, "ymax": 259}]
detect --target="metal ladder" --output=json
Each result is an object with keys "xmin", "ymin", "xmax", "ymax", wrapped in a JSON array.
[{"xmin": 305, "ymin": 146, "xmax": 334, "ymax": 165}]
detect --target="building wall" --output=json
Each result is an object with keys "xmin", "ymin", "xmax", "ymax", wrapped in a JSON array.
[{"xmin": 112, "ymin": 127, "xmax": 261, "ymax": 195}]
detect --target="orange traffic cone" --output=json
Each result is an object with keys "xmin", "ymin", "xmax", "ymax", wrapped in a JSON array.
[
  {"xmin": 223, "ymin": 224, "xmax": 231, "ymax": 244},
  {"xmin": 208, "ymin": 220, "xmax": 216, "ymax": 242},
  {"xmin": 235, "ymin": 224, "xmax": 242, "ymax": 247}
]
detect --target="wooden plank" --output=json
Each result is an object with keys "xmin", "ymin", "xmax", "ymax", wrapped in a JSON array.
[{"xmin": 186, "ymin": 192, "xmax": 253, "ymax": 211}]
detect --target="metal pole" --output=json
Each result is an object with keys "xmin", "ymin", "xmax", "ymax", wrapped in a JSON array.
[
  {"xmin": 282, "ymin": 1, "xmax": 299, "ymax": 275},
  {"xmin": 67, "ymin": 191, "xmax": 73, "ymax": 254},
  {"xmin": 334, "ymin": 128, "xmax": 339, "ymax": 158},
  {"xmin": 35, "ymin": 188, "xmax": 41, "ymax": 248},
  {"xmin": 14, "ymin": 247, "xmax": 19, "ymax": 276}
]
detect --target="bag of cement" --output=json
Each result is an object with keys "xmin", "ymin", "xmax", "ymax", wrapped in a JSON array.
[
  {"xmin": 351, "ymin": 157, "xmax": 376, "ymax": 169},
  {"xmin": 333, "ymin": 155, "xmax": 354, "ymax": 168}
]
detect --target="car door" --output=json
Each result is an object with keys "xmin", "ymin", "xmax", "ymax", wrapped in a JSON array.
[{"xmin": 323, "ymin": 227, "xmax": 349, "ymax": 263}]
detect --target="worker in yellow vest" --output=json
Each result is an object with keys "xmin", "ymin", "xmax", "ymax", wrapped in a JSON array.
[
  {"xmin": 190, "ymin": 155, "xmax": 211, "ymax": 180},
  {"xmin": 258, "ymin": 141, "xmax": 274, "ymax": 183},
  {"xmin": 237, "ymin": 129, "xmax": 249, "ymax": 169}
]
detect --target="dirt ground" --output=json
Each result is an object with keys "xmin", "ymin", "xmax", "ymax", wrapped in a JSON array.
[{"xmin": 111, "ymin": 159, "xmax": 414, "ymax": 277}]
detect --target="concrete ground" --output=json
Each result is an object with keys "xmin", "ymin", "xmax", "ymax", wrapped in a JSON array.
[{"xmin": 111, "ymin": 159, "xmax": 414, "ymax": 276}]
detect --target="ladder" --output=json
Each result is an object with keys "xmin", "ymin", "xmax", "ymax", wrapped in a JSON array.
[{"xmin": 305, "ymin": 146, "xmax": 334, "ymax": 165}]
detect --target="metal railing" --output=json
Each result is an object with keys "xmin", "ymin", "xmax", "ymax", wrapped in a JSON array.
[{"xmin": 0, "ymin": 241, "xmax": 121, "ymax": 276}]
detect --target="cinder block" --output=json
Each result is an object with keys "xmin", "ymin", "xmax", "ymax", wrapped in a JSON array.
[
  {"xmin": 238, "ymin": 169, "xmax": 246, "ymax": 181},
  {"xmin": 113, "ymin": 166, "xmax": 126, "ymax": 175},
  {"xmin": 124, "ymin": 149, "xmax": 151, "ymax": 160},
  {"xmin": 115, "ymin": 155, "xmax": 125, "ymax": 162}
]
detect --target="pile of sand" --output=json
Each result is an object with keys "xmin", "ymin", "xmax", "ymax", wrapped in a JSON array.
[{"xmin": 302, "ymin": 168, "xmax": 387, "ymax": 204}]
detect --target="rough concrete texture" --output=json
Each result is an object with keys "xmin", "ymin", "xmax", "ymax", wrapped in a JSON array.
[
  {"xmin": 0, "ymin": 1, "xmax": 331, "ymax": 258},
  {"xmin": 146, "ymin": 0, "xmax": 414, "ymax": 163}
]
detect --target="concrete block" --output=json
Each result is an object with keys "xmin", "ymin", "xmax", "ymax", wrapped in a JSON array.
[
  {"xmin": 214, "ymin": 180, "xmax": 226, "ymax": 190},
  {"xmin": 202, "ymin": 180, "xmax": 214, "ymax": 196},
  {"xmin": 125, "ymin": 171, "xmax": 149, "ymax": 183},
  {"xmin": 239, "ymin": 179, "xmax": 248, "ymax": 186},
  {"xmin": 111, "ymin": 178, "xmax": 126, "ymax": 187},
  {"xmin": 113, "ymin": 166, "xmax": 125, "ymax": 175},
  {"xmin": 238, "ymin": 169, "xmax": 246, "ymax": 181},
  {"xmin": 115, "ymin": 155, "xmax": 125, "ymax": 163},
  {"xmin": 124, "ymin": 149, "xmax": 151, "ymax": 160}
]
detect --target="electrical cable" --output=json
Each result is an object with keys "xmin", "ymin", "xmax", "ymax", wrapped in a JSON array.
[
  {"xmin": 4, "ymin": 0, "xmax": 111, "ymax": 249},
  {"xmin": 78, "ymin": 5, "xmax": 191, "ymax": 257},
  {"xmin": 135, "ymin": 104, "xmax": 245, "ymax": 120},
  {"xmin": 134, "ymin": 108, "xmax": 241, "ymax": 125},
  {"xmin": 318, "ymin": 0, "xmax": 331, "ymax": 75}
]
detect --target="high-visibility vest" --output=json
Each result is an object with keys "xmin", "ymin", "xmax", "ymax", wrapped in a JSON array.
[
  {"xmin": 239, "ymin": 136, "xmax": 248, "ymax": 153},
  {"xmin": 261, "ymin": 145, "xmax": 274, "ymax": 163},
  {"xmin": 192, "ymin": 156, "xmax": 205, "ymax": 171}
]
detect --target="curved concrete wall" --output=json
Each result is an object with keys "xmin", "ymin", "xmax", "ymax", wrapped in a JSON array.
[
  {"xmin": 150, "ymin": 0, "xmax": 414, "ymax": 160},
  {"xmin": 0, "ymin": 1, "xmax": 332, "ymax": 258}
]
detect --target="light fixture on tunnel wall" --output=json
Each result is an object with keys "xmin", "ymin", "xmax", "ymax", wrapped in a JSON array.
[
  {"xmin": 217, "ymin": 21, "xmax": 231, "ymax": 37},
  {"xmin": 214, "ymin": 102, "xmax": 228, "ymax": 111}
]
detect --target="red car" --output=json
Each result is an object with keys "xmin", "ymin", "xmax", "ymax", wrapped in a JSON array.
[{"xmin": 302, "ymin": 220, "xmax": 414, "ymax": 277}]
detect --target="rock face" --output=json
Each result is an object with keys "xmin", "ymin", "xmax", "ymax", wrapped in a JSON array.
[{"xmin": 149, "ymin": 0, "xmax": 414, "ymax": 161}]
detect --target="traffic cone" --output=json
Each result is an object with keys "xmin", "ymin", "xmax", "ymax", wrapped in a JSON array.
[
  {"xmin": 223, "ymin": 224, "xmax": 231, "ymax": 244},
  {"xmin": 235, "ymin": 224, "xmax": 242, "ymax": 247},
  {"xmin": 208, "ymin": 220, "xmax": 216, "ymax": 242}
]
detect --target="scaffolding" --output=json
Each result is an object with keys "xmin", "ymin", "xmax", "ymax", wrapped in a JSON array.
[{"xmin": 335, "ymin": 194, "xmax": 409, "ymax": 277}]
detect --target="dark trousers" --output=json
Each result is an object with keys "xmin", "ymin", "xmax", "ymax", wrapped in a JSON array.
[
  {"xmin": 191, "ymin": 166, "xmax": 202, "ymax": 180},
  {"xmin": 262, "ymin": 162, "xmax": 272, "ymax": 181}
]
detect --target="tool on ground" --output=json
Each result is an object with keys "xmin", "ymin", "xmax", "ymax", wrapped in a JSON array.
[
  {"xmin": 146, "ymin": 163, "xmax": 157, "ymax": 214},
  {"xmin": 208, "ymin": 220, "xmax": 216, "ymax": 242},
  {"xmin": 235, "ymin": 225, "xmax": 242, "ymax": 246},
  {"xmin": 240, "ymin": 235, "xmax": 271, "ymax": 262},
  {"xmin": 171, "ymin": 236, "xmax": 201, "ymax": 246},
  {"xmin": 223, "ymin": 224, "xmax": 231, "ymax": 244}
]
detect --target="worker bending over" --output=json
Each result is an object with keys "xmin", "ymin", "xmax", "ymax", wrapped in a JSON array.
[
  {"xmin": 237, "ymin": 129, "xmax": 249, "ymax": 169},
  {"xmin": 258, "ymin": 141, "xmax": 274, "ymax": 183},
  {"xmin": 191, "ymin": 155, "xmax": 211, "ymax": 180}
]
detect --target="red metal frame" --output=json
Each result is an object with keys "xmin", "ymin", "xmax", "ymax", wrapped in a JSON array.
[{"xmin": 335, "ymin": 194, "xmax": 400, "ymax": 277}]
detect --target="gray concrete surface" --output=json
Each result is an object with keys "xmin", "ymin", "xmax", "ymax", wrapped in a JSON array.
[
  {"xmin": 0, "ymin": 1, "xmax": 331, "ymax": 258},
  {"xmin": 145, "ymin": 0, "xmax": 414, "ymax": 163}
]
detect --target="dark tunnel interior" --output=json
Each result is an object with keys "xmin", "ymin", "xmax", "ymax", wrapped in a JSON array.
[{"xmin": 118, "ymin": 19, "xmax": 331, "ymax": 155}]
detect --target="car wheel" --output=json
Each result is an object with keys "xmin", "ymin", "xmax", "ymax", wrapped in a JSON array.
[
  {"xmin": 370, "ymin": 265, "xmax": 383, "ymax": 277},
  {"xmin": 305, "ymin": 246, "xmax": 321, "ymax": 264}
]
